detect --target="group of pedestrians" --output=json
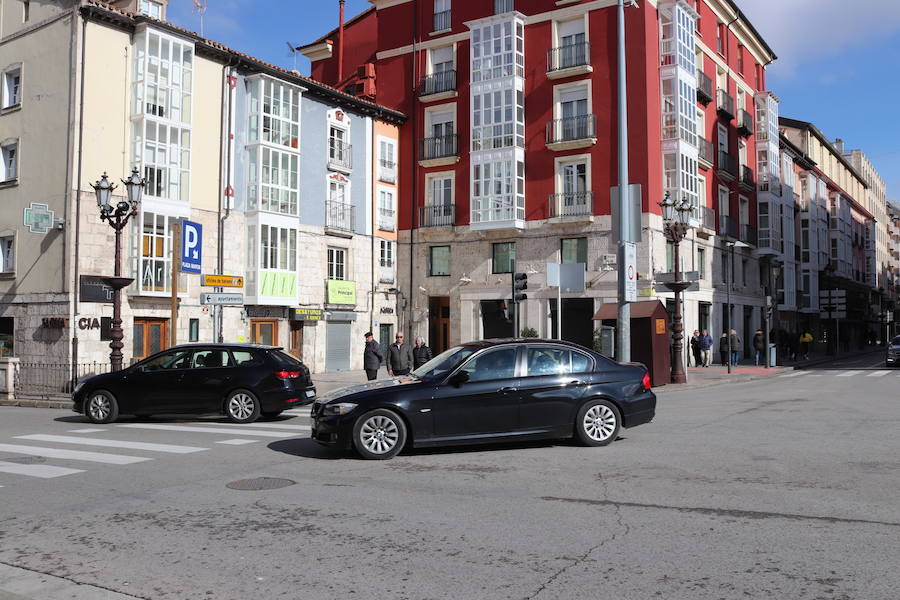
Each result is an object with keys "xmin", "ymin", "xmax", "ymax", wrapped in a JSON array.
[{"xmin": 363, "ymin": 331, "xmax": 433, "ymax": 380}]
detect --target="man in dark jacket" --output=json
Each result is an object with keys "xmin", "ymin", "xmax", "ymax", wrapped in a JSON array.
[
  {"xmin": 698, "ymin": 329, "xmax": 713, "ymax": 367},
  {"xmin": 387, "ymin": 333, "xmax": 414, "ymax": 376},
  {"xmin": 363, "ymin": 332, "xmax": 383, "ymax": 381},
  {"xmin": 752, "ymin": 329, "xmax": 765, "ymax": 366},
  {"xmin": 413, "ymin": 337, "xmax": 433, "ymax": 370}
]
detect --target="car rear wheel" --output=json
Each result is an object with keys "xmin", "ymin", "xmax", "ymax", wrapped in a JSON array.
[
  {"xmin": 86, "ymin": 390, "xmax": 119, "ymax": 424},
  {"xmin": 352, "ymin": 409, "xmax": 406, "ymax": 460},
  {"xmin": 225, "ymin": 389, "xmax": 260, "ymax": 424},
  {"xmin": 575, "ymin": 399, "xmax": 620, "ymax": 447},
  {"xmin": 261, "ymin": 410, "xmax": 283, "ymax": 419}
]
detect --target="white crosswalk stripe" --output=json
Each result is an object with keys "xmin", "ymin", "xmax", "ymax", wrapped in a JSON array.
[
  {"xmin": 0, "ymin": 461, "xmax": 84, "ymax": 479},
  {"xmin": 780, "ymin": 371, "xmax": 809, "ymax": 378},
  {"xmin": 68, "ymin": 428, "xmax": 107, "ymax": 433},
  {"xmin": 216, "ymin": 439, "xmax": 258, "ymax": 445},
  {"xmin": 208, "ymin": 422, "xmax": 311, "ymax": 431},
  {"xmin": 837, "ymin": 370, "xmax": 863, "ymax": 377},
  {"xmin": 15, "ymin": 434, "xmax": 206, "ymax": 454},
  {"xmin": 117, "ymin": 423, "xmax": 299, "ymax": 438},
  {"xmin": 867, "ymin": 370, "xmax": 891, "ymax": 377},
  {"xmin": 0, "ymin": 443, "xmax": 149, "ymax": 465}
]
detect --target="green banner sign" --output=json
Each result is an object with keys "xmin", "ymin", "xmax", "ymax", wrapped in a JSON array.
[
  {"xmin": 260, "ymin": 271, "xmax": 297, "ymax": 298},
  {"xmin": 327, "ymin": 280, "xmax": 357, "ymax": 305}
]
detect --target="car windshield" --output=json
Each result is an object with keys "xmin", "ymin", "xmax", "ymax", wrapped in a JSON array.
[
  {"xmin": 892, "ymin": 336, "xmax": 900, "ymax": 346},
  {"xmin": 412, "ymin": 345, "xmax": 478, "ymax": 381},
  {"xmin": 270, "ymin": 350, "xmax": 303, "ymax": 367}
]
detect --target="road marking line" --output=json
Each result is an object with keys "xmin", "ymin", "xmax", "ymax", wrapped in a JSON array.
[
  {"xmin": 0, "ymin": 443, "xmax": 149, "ymax": 465},
  {"xmin": 216, "ymin": 439, "xmax": 258, "ymax": 445},
  {"xmin": 836, "ymin": 371, "xmax": 862, "ymax": 377},
  {"xmin": 779, "ymin": 371, "xmax": 809, "ymax": 378},
  {"xmin": 0, "ymin": 461, "xmax": 84, "ymax": 479},
  {"xmin": 68, "ymin": 428, "xmax": 107, "ymax": 433},
  {"xmin": 867, "ymin": 370, "xmax": 891, "ymax": 377},
  {"xmin": 198, "ymin": 422, "xmax": 311, "ymax": 431},
  {"xmin": 15, "ymin": 434, "xmax": 207, "ymax": 454},
  {"xmin": 117, "ymin": 424, "xmax": 297, "ymax": 438}
]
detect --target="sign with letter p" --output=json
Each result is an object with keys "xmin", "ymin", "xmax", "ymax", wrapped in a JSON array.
[{"xmin": 181, "ymin": 220, "xmax": 202, "ymax": 274}]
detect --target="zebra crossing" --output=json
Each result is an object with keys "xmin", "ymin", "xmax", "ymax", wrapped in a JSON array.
[
  {"xmin": 779, "ymin": 369, "xmax": 899, "ymax": 379},
  {"xmin": 0, "ymin": 409, "xmax": 313, "ymax": 486}
]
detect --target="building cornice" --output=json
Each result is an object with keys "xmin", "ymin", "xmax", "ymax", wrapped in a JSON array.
[{"xmin": 780, "ymin": 117, "xmax": 868, "ymax": 191}]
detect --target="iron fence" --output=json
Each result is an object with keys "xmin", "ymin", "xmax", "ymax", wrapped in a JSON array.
[{"xmin": 13, "ymin": 362, "xmax": 111, "ymax": 397}]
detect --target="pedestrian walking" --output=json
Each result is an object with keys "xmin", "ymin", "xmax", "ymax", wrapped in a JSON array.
[
  {"xmin": 799, "ymin": 331, "xmax": 813, "ymax": 360},
  {"xmin": 699, "ymin": 329, "xmax": 713, "ymax": 367},
  {"xmin": 719, "ymin": 331, "xmax": 730, "ymax": 366},
  {"xmin": 730, "ymin": 329, "xmax": 741, "ymax": 366},
  {"xmin": 413, "ymin": 337, "xmax": 433, "ymax": 370},
  {"xmin": 387, "ymin": 332, "xmax": 414, "ymax": 376},
  {"xmin": 690, "ymin": 330, "xmax": 702, "ymax": 368},
  {"xmin": 362, "ymin": 332, "xmax": 383, "ymax": 381},
  {"xmin": 753, "ymin": 329, "xmax": 765, "ymax": 366}
]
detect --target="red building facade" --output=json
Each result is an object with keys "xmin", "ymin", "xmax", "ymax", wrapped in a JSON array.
[{"xmin": 302, "ymin": 0, "xmax": 778, "ymax": 356}]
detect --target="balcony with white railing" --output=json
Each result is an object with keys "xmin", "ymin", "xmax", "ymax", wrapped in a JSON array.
[
  {"xmin": 378, "ymin": 207, "xmax": 396, "ymax": 232},
  {"xmin": 547, "ymin": 42, "xmax": 592, "ymax": 79},
  {"xmin": 378, "ymin": 158, "xmax": 396, "ymax": 184},
  {"xmin": 327, "ymin": 139, "xmax": 352, "ymax": 172},
  {"xmin": 548, "ymin": 191, "xmax": 594, "ymax": 222},
  {"xmin": 420, "ymin": 203, "xmax": 455, "ymax": 228},
  {"xmin": 325, "ymin": 200, "xmax": 354, "ymax": 235}
]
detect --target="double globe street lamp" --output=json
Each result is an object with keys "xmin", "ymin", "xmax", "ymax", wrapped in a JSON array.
[
  {"xmin": 659, "ymin": 192, "xmax": 694, "ymax": 384},
  {"xmin": 91, "ymin": 168, "xmax": 145, "ymax": 371}
]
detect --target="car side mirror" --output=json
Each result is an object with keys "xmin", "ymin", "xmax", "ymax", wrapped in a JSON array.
[{"xmin": 449, "ymin": 370, "xmax": 470, "ymax": 387}]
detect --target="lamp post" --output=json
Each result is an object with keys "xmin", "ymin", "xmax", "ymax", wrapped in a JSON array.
[
  {"xmin": 725, "ymin": 239, "xmax": 750, "ymax": 373},
  {"xmin": 92, "ymin": 168, "xmax": 144, "ymax": 371},
  {"xmin": 660, "ymin": 192, "xmax": 693, "ymax": 384}
]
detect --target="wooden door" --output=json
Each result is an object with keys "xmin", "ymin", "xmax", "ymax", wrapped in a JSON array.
[
  {"xmin": 289, "ymin": 321, "xmax": 303, "ymax": 359},
  {"xmin": 133, "ymin": 318, "xmax": 169, "ymax": 362},
  {"xmin": 251, "ymin": 320, "xmax": 279, "ymax": 346}
]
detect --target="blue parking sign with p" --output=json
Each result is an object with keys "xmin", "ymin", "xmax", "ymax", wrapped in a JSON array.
[{"xmin": 181, "ymin": 220, "xmax": 202, "ymax": 274}]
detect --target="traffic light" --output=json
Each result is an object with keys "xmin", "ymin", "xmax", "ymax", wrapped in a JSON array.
[{"xmin": 512, "ymin": 272, "xmax": 528, "ymax": 303}]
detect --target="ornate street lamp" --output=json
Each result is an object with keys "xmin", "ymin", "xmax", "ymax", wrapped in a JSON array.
[
  {"xmin": 91, "ymin": 168, "xmax": 144, "ymax": 371},
  {"xmin": 660, "ymin": 192, "xmax": 694, "ymax": 384}
]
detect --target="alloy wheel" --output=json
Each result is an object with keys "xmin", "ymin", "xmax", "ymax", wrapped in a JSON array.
[
  {"xmin": 359, "ymin": 415, "xmax": 400, "ymax": 455},
  {"xmin": 228, "ymin": 393, "xmax": 256, "ymax": 421},
  {"xmin": 88, "ymin": 394, "xmax": 111, "ymax": 421},
  {"xmin": 583, "ymin": 404, "xmax": 617, "ymax": 442}
]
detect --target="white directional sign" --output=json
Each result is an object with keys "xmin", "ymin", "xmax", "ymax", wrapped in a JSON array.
[
  {"xmin": 200, "ymin": 292, "xmax": 244, "ymax": 306},
  {"xmin": 623, "ymin": 242, "xmax": 637, "ymax": 302}
]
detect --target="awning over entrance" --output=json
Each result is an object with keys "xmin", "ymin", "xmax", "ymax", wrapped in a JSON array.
[{"xmin": 593, "ymin": 300, "xmax": 665, "ymax": 320}]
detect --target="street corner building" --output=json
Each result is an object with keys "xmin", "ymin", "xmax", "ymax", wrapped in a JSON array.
[
  {"xmin": 0, "ymin": 0, "xmax": 409, "ymax": 392},
  {"xmin": 298, "ymin": 0, "xmax": 897, "ymax": 366}
]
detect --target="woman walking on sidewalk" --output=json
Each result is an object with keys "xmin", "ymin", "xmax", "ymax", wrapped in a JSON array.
[
  {"xmin": 719, "ymin": 331, "xmax": 730, "ymax": 366},
  {"xmin": 730, "ymin": 329, "xmax": 742, "ymax": 366},
  {"xmin": 753, "ymin": 329, "xmax": 765, "ymax": 366}
]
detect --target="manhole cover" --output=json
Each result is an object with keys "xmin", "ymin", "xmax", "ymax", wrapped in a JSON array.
[
  {"xmin": 1, "ymin": 456, "xmax": 47, "ymax": 465},
  {"xmin": 226, "ymin": 477, "xmax": 296, "ymax": 491}
]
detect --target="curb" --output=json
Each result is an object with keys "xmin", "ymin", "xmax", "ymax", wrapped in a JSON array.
[{"xmin": 0, "ymin": 399, "xmax": 72, "ymax": 409}]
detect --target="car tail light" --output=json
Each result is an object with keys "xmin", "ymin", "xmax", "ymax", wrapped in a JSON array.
[
  {"xmin": 641, "ymin": 372, "xmax": 651, "ymax": 391},
  {"xmin": 275, "ymin": 371, "xmax": 301, "ymax": 380}
]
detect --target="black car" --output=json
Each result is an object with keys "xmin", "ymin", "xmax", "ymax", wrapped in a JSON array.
[
  {"xmin": 887, "ymin": 335, "xmax": 900, "ymax": 367},
  {"xmin": 73, "ymin": 344, "xmax": 316, "ymax": 424},
  {"xmin": 311, "ymin": 339, "xmax": 655, "ymax": 460}
]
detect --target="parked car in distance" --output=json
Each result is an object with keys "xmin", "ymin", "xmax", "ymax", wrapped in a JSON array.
[
  {"xmin": 887, "ymin": 336, "xmax": 900, "ymax": 367},
  {"xmin": 311, "ymin": 339, "xmax": 656, "ymax": 460},
  {"xmin": 73, "ymin": 344, "xmax": 316, "ymax": 424}
]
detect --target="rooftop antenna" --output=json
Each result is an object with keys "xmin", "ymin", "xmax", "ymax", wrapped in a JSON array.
[
  {"xmin": 286, "ymin": 42, "xmax": 299, "ymax": 72},
  {"xmin": 192, "ymin": 0, "xmax": 208, "ymax": 37}
]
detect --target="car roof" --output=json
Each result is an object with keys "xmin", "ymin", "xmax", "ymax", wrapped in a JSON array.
[
  {"xmin": 168, "ymin": 343, "xmax": 283, "ymax": 351},
  {"xmin": 460, "ymin": 338, "xmax": 592, "ymax": 351}
]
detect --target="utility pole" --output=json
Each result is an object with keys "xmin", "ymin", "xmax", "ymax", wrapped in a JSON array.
[{"xmin": 615, "ymin": 0, "xmax": 632, "ymax": 363}]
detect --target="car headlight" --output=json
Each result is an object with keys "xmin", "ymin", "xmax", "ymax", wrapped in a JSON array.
[{"xmin": 323, "ymin": 402, "xmax": 358, "ymax": 416}]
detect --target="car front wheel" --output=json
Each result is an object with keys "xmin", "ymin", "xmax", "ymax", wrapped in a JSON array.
[
  {"xmin": 225, "ymin": 389, "xmax": 260, "ymax": 424},
  {"xmin": 352, "ymin": 409, "xmax": 407, "ymax": 460},
  {"xmin": 86, "ymin": 390, "xmax": 119, "ymax": 424},
  {"xmin": 575, "ymin": 399, "xmax": 621, "ymax": 447}
]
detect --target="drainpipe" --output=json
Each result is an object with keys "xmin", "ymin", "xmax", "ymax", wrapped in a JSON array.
[
  {"xmin": 337, "ymin": 0, "xmax": 345, "ymax": 83},
  {"xmin": 218, "ymin": 62, "xmax": 237, "ymax": 342},
  {"xmin": 71, "ymin": 10, "xmax": 88, "ymax": 380},
  {"xmin": 408, "ymin": 0, "xmax": 419, "ymax": 340}
]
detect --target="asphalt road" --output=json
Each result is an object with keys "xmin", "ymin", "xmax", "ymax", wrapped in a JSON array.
[{"xmin": 0, "ymin": 354, "xmax": 898, "ymax": 599}]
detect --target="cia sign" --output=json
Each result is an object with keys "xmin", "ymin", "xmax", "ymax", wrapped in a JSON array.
[{"xmin": 181, "ymin": 220, "xmax": 202, "ymax": 274}]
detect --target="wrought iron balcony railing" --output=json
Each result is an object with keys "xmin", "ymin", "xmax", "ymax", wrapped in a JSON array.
[
  {"xmin": 419, "ymin": 70, "xmax": 456, "ymax": 96},
  {"xmin": 420, "ymin": 203, "xmax": 455, "ymax": 227},
  {"xmin": 549, "ymin": 191, "xmax": 593, "ymax": 218},
  {"xmin": 719, "ymin": 214, "xmax": 738, "ymax": 238},
  {"xmin": 717, "ymin": 150, "xmax": 738, "ymax": 177},
  {"xmin": 546, "ymin": 114, "xmax": 596, "ymax": 144},
  {"xmin": 419, "ymin": 134, "xmax": 459, "ymax": 161},
  {"xmin": 547, "ymin": 42, "xmax": 590, "ymax": 72},
  {"xmin": 697, "ymin": 71, "xmax": 713, "ymax": 104},
  {"xmin": 325, "ymin": 200, "xmax": 354, "ymax": 233},
  {"xmin": 328, "ymin": 139, "xmax": 352, "ymax": 171},
  {"xmin": 716, "ymin": 89, "xmax": 735, "ymax": 119}
]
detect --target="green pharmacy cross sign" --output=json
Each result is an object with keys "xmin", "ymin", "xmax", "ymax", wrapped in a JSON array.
[{"xmin": 24, "ymin": 203, "xmax": 55, "ymax": 234}]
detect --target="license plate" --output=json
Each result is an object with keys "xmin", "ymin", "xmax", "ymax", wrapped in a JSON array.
[{"xmin": 305, "ymin": 390, "xmax": 316, "ymax": 397}]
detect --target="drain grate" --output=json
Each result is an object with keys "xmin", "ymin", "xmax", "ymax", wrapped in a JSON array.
[
  {"xmin": 1, "ymin": 456, "xmax": 47, "ymax": 465},
  {"xmin": 226, "ymin": 477, "xmax": 296, "ymax": 491}
]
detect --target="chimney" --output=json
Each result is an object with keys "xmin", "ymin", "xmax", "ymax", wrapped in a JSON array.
[
  {"xmin": 338, "ymin": 0, "xmax": 346, "ymax": 83},
  {"xmin": 834, "ymin": 138, "xmax": 845, "ymax": 154}
]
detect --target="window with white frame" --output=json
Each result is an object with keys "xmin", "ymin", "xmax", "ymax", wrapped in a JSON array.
[
  {"xmin": 718, "ymin": 185, "xmax": 730, "ymax": 217},
  {"xmin": 434, "ymin": 0, "xmax": 451, "ymax": 31},
  {"xmin": 248, "ymin": 78, "xmax": 300, "ymax": 148},
  {"xmin": 425, "ymin": 173, "xmax": 454, "ymax": 226},
  {"xmin": 378, "ymin": 188, "xmax": 395, "ymax": 231},
  {"xmin": 328, "ymin": 125, "xmax": 351, "ymax": 170},
  {"xmin": 425, "ymin": 46, "xmax": 455, "ymax": 95},
  {"xmin": 133, "ymin": 31, "xmax": 193, "ymax": 122},
  {"xmin": 1, "ymin": 142, "xmax": 17, "ymax": 182},
  {"xmin": 555, "ymin": 158, "xmax": 589, "ymax": 216},
  {"xmin": 329, "ymin": 178, "xmax": 348, "ymax": 204},
  {"xmin": 2, "ymin": 67, "xmax": 21, "ymax": 109},
  {"xmin": 553, "ymin": 19, "xmax": 586, "ymax": 70},
  {"xmin": 133, "ymin": 121, "xmax": 190, "ymax": 201},
  {"xmin": 248, "ymin": 146, "xmax": 298, "ymax": 215},
  {"xmin": 140, "ymin": 0, "xmax": 163, "ymax": 18},
  {"xmin": 260, "ymin": 224, "xmax": 297, "ymax": 271},
  {"xmin": 471, "ymin": 18, "xmax": 524, "ymax": 82},
  {"xmin": 327, "ymin": 247, "xmax": 346, "ymax": 280},
  {"xmin": 137, "ymin": 211, "xmax": 181, "ymax": 294},
  {"xmin": 378, "ymin": 138, "xmax": 396, "ymax": 182},
  {"xmin": 0, "ymin": 235, "xmax": 14, "ymax": 273},
  {"xmin": 472, "ymin": 159, "xmax": 524, "ymax": 223},
  {"xmin": 379, "ymin": 240, "xmax": 395, "ymax": 283},
  {"xmin": 472, "ymin": 87, "xmax": 524, "ymax": 150},
  {"xmin": 553, "ymin": 84, "xmax": 590, "ymax": 142}
]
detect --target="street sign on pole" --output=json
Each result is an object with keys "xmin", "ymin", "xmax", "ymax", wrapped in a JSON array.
[
  {"xmin": 180, "ymin": 220, "xmax": 202, "ymax": 274},
  {"xmin": 624, "ymin": 241, "xmax": 637, "ymax": 302},
  {"xmin": 201, "ymin": 274, "xmax": 244, "ymax": 288},
  {"xmin": 200, "ymin": 292, "xmax": 244, "ymax": 306},
  {"xmin": 656, "ymin": 271, "xmax": 699, "ymax": 283}
]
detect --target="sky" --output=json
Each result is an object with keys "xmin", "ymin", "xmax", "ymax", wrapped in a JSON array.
[{"xmin": 166, "ymin": 0, "xmax": 900, "ymax": 201}]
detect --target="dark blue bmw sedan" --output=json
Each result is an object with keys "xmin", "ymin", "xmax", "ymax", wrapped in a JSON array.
[{"xmin": 311, "ymin": 339, "xmax": 655, "ymax": 460}]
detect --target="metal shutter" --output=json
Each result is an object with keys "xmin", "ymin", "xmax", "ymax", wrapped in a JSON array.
[{"xmin": 325, "ymin": 321, "xmax": 352, "ymax": 372}]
